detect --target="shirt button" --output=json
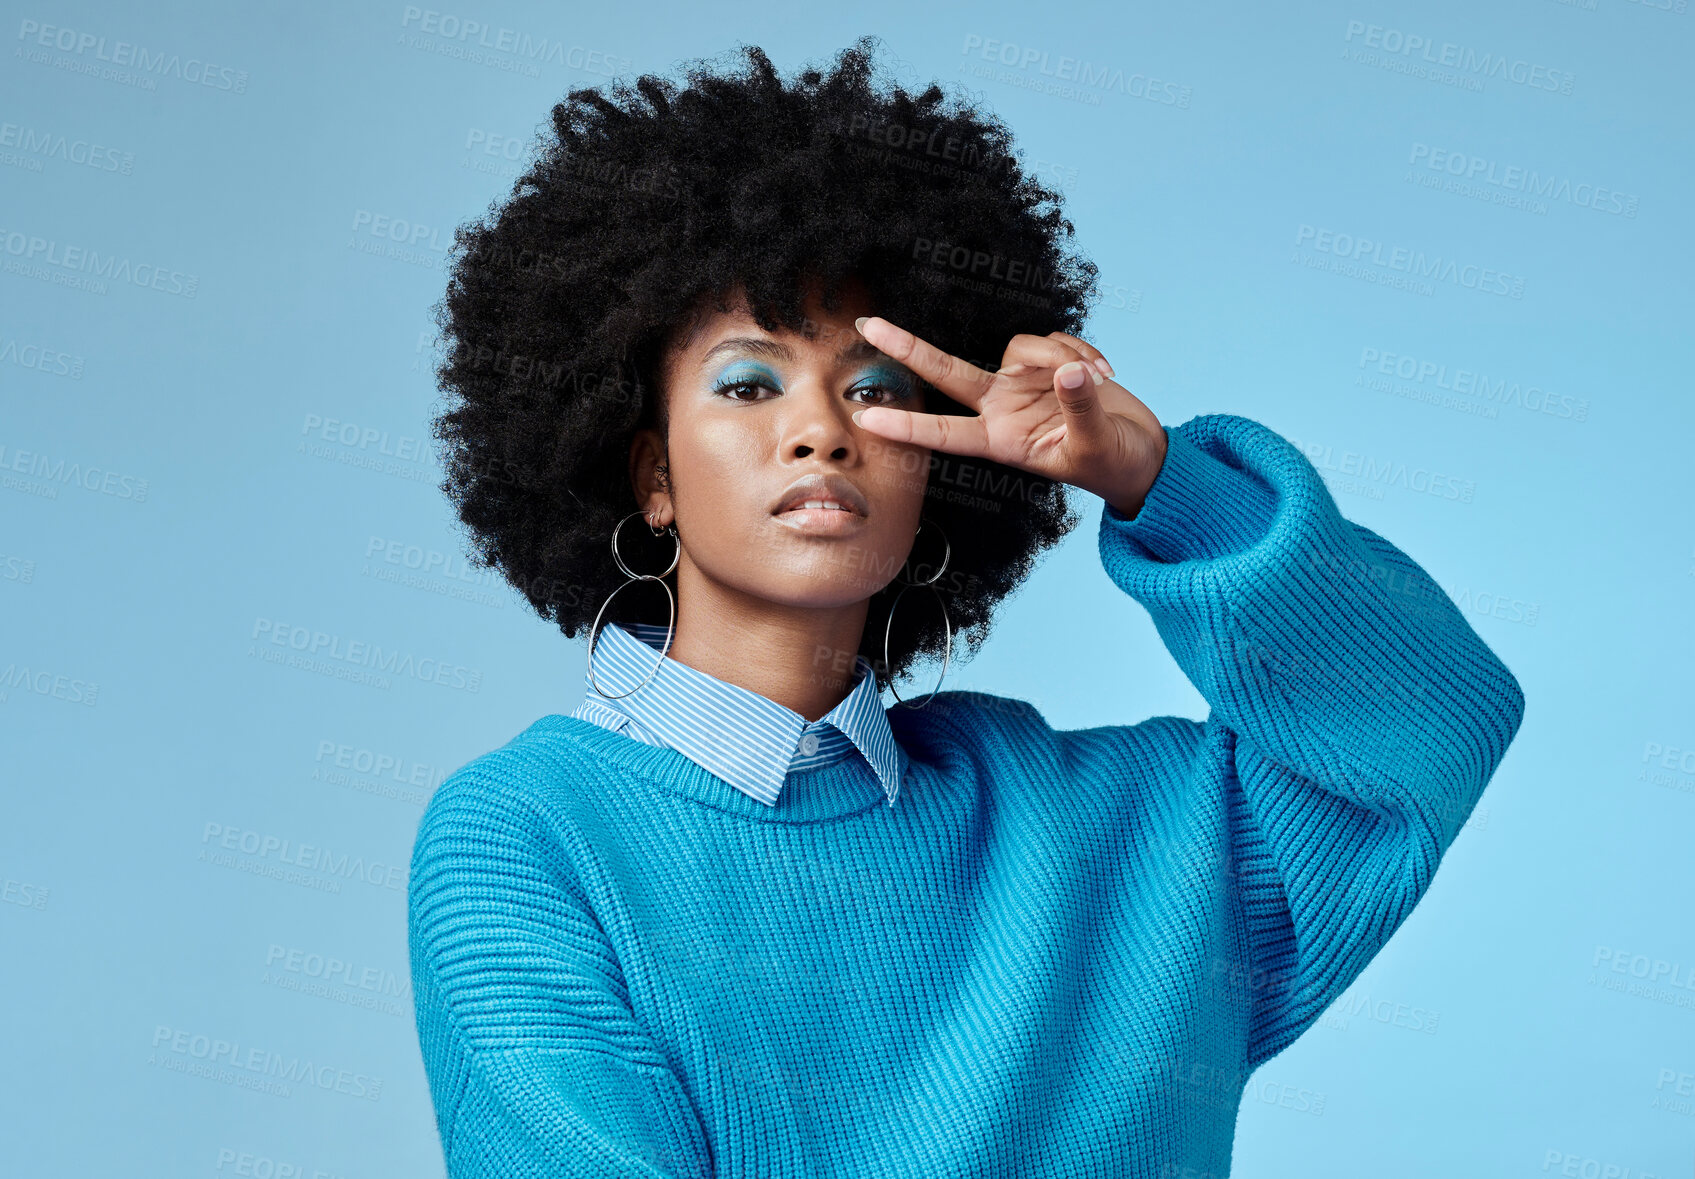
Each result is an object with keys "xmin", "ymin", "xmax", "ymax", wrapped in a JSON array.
[{"xmin": 799, "ymin": 732, "xmax": 820, "ymax": 756}]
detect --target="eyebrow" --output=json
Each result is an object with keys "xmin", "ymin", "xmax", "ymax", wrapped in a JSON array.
[{"xmin": 698, "ymin": 335, "xmax": 890, "ymax": 369}]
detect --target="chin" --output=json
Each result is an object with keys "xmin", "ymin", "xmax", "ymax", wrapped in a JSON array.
[
  {"xmin": 739, "ymin": 557, "xmax": 882, "ymax": 606},
  {"xmin": 756, "ymin": 576, "xmax": 882, "ymax": 610},
  {"xmin": 736, "ymin": 532, "xmax": 905, "ymax": 603}
]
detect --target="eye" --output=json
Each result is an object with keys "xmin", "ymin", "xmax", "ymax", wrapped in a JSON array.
[
  {"xmin": 849, "ymin": 375, "xmax": 914, "ymax": 404},
  {"xmin": 710, "ymin": 378, "xmax": 778, "ymax": 403}
]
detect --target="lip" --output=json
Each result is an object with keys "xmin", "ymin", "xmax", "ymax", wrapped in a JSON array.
[
  {"xmin": 772, "ymin": 506, "xmax": 868, "ymax": 536},
  {"xmin": 771, "ymin": 473, "xmax": 870, "ymax": 518}
]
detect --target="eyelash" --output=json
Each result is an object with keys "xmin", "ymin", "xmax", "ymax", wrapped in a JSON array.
[{"xmin": 710, "ymin": 376, "xmax": 913, "ymax": 405}]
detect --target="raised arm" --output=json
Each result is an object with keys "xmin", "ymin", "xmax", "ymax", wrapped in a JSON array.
[
  {"xmin": 408, "ymin": 770, "xmax": 713, "ymax": 1178},
  {"xmin": 1095, "ymin": 413, "xmax": 1525, "ymax": 1070}
]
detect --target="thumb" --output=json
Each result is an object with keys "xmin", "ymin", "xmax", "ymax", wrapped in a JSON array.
[{"xmin": 1053, "ymin": 361, "xmax": 1113, "ymax": 452}]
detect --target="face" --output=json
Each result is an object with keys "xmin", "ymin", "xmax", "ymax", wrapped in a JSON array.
[{"xmin": 628, "ymin": 278, "xmax": 932, "ymax": 615}]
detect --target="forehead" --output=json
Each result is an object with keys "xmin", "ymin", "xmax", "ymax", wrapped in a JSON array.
[
  {"xmin": 696, "ymin": 333, "xmax": 888, "ymax": 371},
  {"xmin": 667, "ymin": 282, "xmax": 884, "ymax": 369}
]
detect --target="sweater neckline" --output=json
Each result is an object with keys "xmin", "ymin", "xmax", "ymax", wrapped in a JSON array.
[{"xmin": 532, "ymin": 713, "xmax": 904, "ymax": 824}]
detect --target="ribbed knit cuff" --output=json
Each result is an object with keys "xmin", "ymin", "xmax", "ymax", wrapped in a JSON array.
[{"xmin": 1101, "ymin": 419, "xmax": 1281, "ymax": 564}]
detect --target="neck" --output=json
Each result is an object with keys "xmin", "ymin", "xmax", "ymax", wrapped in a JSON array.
[{"xmin": 664, "ymin": 565, "xmax": 870, "ymax": 722}]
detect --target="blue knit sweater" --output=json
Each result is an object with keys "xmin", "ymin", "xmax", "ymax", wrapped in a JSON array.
[{"xmin": 407, "ymin": 413, "xmax": 1526, "ymax": 1177}]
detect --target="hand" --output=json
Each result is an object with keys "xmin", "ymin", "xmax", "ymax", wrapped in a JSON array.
[{"xmin": 851, "ymin": 317, "xmax": 1167, "ymax": 519}]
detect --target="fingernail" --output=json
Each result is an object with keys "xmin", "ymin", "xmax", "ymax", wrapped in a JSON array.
[
  {"xmin": 1059, "ymin": 363, "xmax": 1087, "ymax": 388},
  {"xmin": 1094, "ymin": 358, "xmax": 1114, "ymax": 378},
  {"xmin": 852, "ymin": 408, "xmax": 865, "ymax": 425},
  {"xmin": 854, "ymin": 317, "xmax": 869, "ymax": 333}
]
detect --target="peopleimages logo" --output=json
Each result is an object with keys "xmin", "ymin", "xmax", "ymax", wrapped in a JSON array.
[
  {"xmin": 149, "ymin": 1024, "xmax": 381, "ymax": 1101},
  {"xmin": 1284, "ymin": 434, "xmax": 1477, "ymax": 504},
  {"xmin": 958, "ymin": 34, "xmax": 1193, "ymax": 108},
  {"xmin": 0, "ymin": 662, "xmax": 99, "ymax": 705},
  {"xmin": 0, "ymin": 121, "xmax": 135, "ymax": 174},
  {"xmin": 199, "ymin": 821, "xmax": 408, "ymax": 893},
  {"xmin": 397, "ymin": 8, "xmax": 631, "ymax": 76},
  {"xmin": 1340, "ymin": 20, "xmax": 1575, "ymax": 94},
  {"xmin": 314, "ymin": 738, "xmax": 451, "ymax": 793},
  {"xmin": 248, "ymin": 617, "xmax": 483, "ymax": 692},
  {"xmin": 1, "ymin": 335, "xmax": 84, "ymax": 379},
  {"xmin": 15, "ymin": 19, "xmax": 250, "ymax": 92},
  {"xmin": 1357, "ymin": 347, "xmax": 1590, "ymax": 422},
  {"xmin": 1407, "ymin": 143, "xmax": 1638, "ymax": 218},
  {"xmin": 0, "ymin": 441, "xmax": 150, "ymax": 501},
  {"xmin": 0, "ymin": 227, "xmax": 199, "ymax": 297},
  {"xmin": 1294, "ymin": 224, "xmax": 1526, "ymax": 299},
  {"xmin": 264, "ymin": 943, "xmax": 411, "ymax": 1006}
]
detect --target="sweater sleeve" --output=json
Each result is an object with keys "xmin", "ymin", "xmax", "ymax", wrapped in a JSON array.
[
  {"xmin": 1093, "ymin": 413, "xmax": 1525, "ymax": 1072},
  {"xmin": 407, "ymin": 771, "xmax": 713, "ymax": 1178}
]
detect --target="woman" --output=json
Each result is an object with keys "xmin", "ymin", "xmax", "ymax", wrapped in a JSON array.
[{"xmin": 408, "ymin": 37, "xmax": 1525, "ymax": 1178}]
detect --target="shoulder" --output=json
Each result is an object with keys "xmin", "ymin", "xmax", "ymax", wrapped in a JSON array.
[
  {"xmin": 410, "ymin": 716, "xmax": 607, "ymax": 872},
  {"xmin": 885, "ymin": 688, "xmax": 1045, "ymax": 755},
  {"xmin": 1045, "ymin": 711, "xmax": 1211, "ymax": 786},
  {"xmin": 890, "ymin": 689, "xmax": 1206, "ymax": 777}
]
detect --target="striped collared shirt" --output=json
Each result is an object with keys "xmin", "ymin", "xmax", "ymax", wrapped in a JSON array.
[{"xmin": 569, "ymin": 621, "xmax": 906, "ymax": 808}]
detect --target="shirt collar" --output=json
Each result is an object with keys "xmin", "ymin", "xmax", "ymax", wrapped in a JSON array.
[{"xmin": 579, "ymin": 621, "xmax": 905, "ymax": 809}]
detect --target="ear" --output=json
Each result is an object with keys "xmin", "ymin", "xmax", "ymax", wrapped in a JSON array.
[{"xmin": 627, "ymin": 427, "xmax": 673, "ymax": 527}]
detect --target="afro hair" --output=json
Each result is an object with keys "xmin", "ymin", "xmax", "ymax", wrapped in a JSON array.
[{"xmin": 428, "ymin": 34, "xmax": 1103, "ymax": 689}]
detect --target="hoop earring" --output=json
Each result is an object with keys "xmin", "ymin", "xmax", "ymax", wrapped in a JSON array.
[
  {"xmin": 586, "ymin": 509, "xmax": 680, "ymax": 699},
  {"xmin": 882, "ymin": 517, "xmax": 953, "ymax": 708}
]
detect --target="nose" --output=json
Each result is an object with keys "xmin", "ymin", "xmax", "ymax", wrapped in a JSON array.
[{"xmin": 780, "ymin": 381, "xmax": 856, "ymax": 462}]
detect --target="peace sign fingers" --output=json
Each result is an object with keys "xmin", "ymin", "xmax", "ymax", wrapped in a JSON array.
[
  {"xmin": 849, "ymin": 401, "xmax": 992, "ymax": 456},
  {"xmin": 854, "ymin": 316, "xmax": 997, "ymax": 411}
]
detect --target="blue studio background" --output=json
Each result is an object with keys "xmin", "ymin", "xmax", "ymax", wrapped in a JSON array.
[{"xmin": 3, "ymin": 1, "xmax": 1691, "ymax": 1175}]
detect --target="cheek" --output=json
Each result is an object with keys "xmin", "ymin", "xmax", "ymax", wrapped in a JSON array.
[
  {"xmin": 868, "ymin": 443, "xmax": 931, "ymax": 511},
  {"xmin": 671, "ymin": 425, "xmax": 763, "ymax": 511}
]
